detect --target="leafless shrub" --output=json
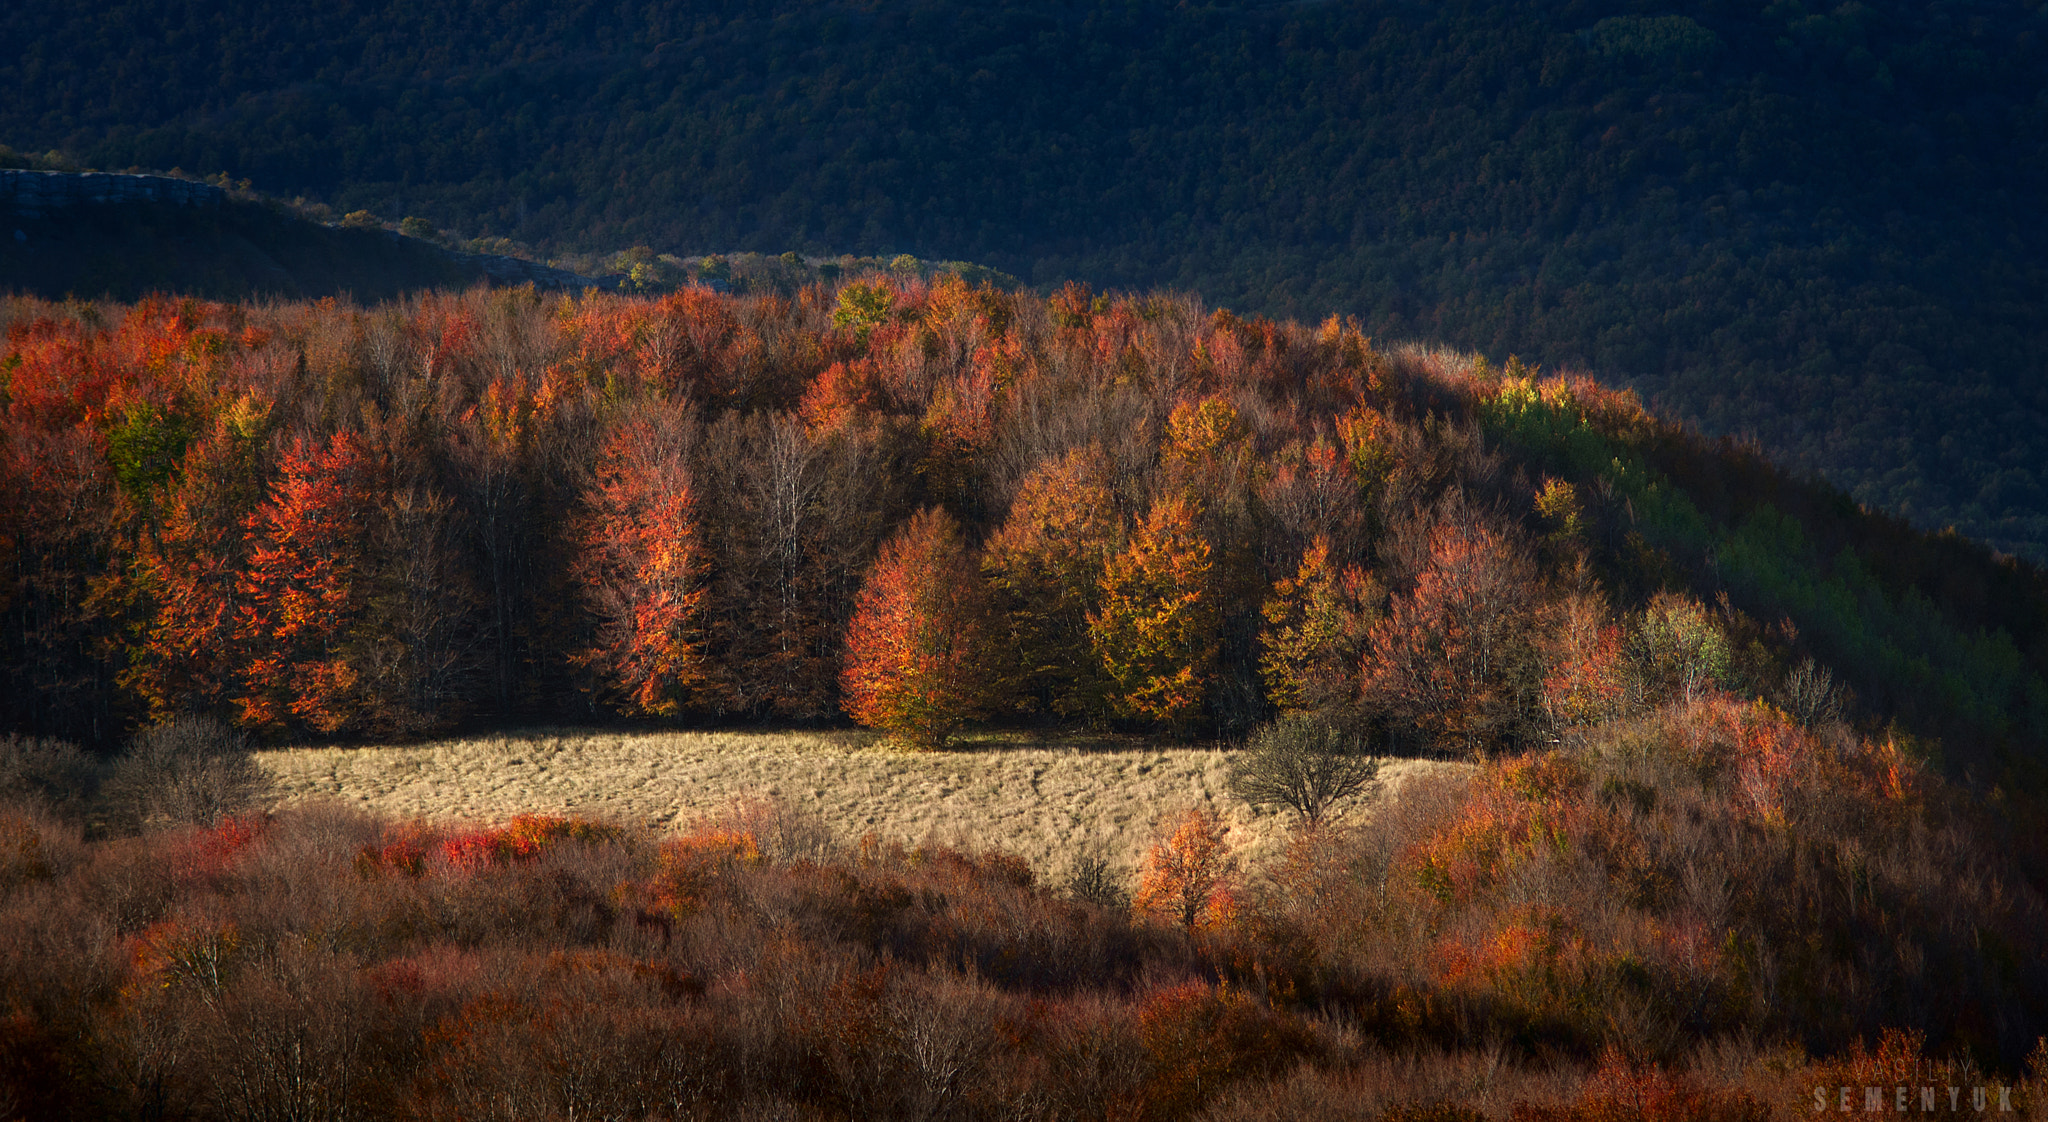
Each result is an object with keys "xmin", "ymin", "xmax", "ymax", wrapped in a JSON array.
[
  {"xmin": 707, "ymin": 794, "xmax": 838, "ymax": 865},
  {"xmin": 1777, "ymin": 657, "xmax": 1847, "ymax": 729},
  {"xmin": 1198, "ymin": 1045, "xmax": 1575, "ymax": 1122},
  {"xmin": 419, "ymin": 956, "xmax": 703, "ymax": 1122},
  {"xmin": 78, "ymin": 834, "xmax": 177, "ymax": 935},
  {"xmin": 1064, "ymin": 845, "xmax": 1131, "ymax": 910},
  {"xmin": 0, "ymin": 801, "xmax": 85, "ymax": 889},
  {"xmin": 1228, "ymin": 712, "xmax": 1382, "ymax": 828},
  {"xmin": 1037, "ymin": 996, "xmax": 1151, "ymax": 1121},
  {"xmin": 0, "ymin": 734, "xmax": 98, "ymax": 820},
  {"xmin": 253, "ymin": 803, "xmax": 385, "ymax": 867},
  {"xmin": 874, "ymin": 971, "xmax": 1008, "ymax": 1122},
  {"xmin": 196, "ymin": 945, "xmax": 376, "ymax": 1122},
  {"xmin": 106, "ymin": 717, "xmax": 260, "ymax": 829}
]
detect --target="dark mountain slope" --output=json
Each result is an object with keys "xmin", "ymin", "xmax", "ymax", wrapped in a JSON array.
[
  {"xmin": 4, "ymin": 0, "xmax": 2046, "ymax": 556},
  {"xmin": 1, "ymin": 170, "xmax": 599, "ymax": 302}
]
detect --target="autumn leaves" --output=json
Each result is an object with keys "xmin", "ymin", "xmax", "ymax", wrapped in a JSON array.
[
  {"xmin": 1, "ymin": 277, "xmax": 1731, "ymax": 752},
  {"xmin": 842, "ymin": 481, "xmax": 1219, "ymax": 748},
  {"xmin": 841, "ymin": 509, "xmax": 999, "ymax": 748},
  {"xmin": 573, "ymin": 409, "xmax": 709, "ymax": 718},
  {"xmin": 841, "ymin": 400, "xmax": 1253, "ymax": 747}
]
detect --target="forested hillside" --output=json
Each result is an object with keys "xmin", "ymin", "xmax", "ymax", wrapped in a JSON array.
[
  {"xmin": 4, "ymin": 276, "xmax": 2045, "ymax": 787},
  {"xmin": 5, "ymin": 0, "xmax": 2044, "ymax": 558},
  {"xmin": 8, "ymin": 276, "xmax": 2048, "ymax": 1116}
]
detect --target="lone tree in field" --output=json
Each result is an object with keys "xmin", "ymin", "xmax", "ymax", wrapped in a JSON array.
[
  {"xmin": 840, "ymin": 508, "xmax": 1003, "ymax": 748},
  {"xmin": 1133, "ymin": 807, "xmax": 1236, "ymax": 929},
  {"xmin": 1227, "ymin": 712, "xmax": 1381, "ymax": 829}
]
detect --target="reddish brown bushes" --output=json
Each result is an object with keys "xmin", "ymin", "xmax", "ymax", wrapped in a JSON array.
[
  {"xmin": 1509, "ymin": 1049, "xmax": 1770, "ymax": 1122},
  {"xmin": 0, "ymin": 778, "xmax": 2041, "ymax": 1118}
]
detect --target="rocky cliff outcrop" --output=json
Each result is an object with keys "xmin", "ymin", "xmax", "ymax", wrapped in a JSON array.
[{"xmin": 1, "ymin": 170, "xmax": 224, "ymax": 216}]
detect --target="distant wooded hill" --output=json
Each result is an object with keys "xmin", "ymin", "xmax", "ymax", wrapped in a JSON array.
[
  {"xmin": 0, "ymin": 169, "xmax": 600, "ymax": 302},
  {"xmin": 3, "ymin": 0, "xmax": 2045, "ymax": 558}
]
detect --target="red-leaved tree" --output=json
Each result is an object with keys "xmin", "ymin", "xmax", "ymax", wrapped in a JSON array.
[
  {"xmin": 124, "ymin": 397, "xmax": 273, "ymax": 723},
  {"xmin": 234, "ymin": 426, "xmax": 480, "ymax": 736},
  {"xmin": 1362, "ymin": 513, "xmax": 1541, "ymax": 755},
  {"xmin": 572, "ymin": 411, "xmax": 709, "ymax": 716},
  {"xmin": 840, "ymin": 508, "xmax": 1002, "ymax": 748},
  {"xmin": 1538, "ymin": 591, "xmax": 1629, "ymax": 736},
  {"xmin": 234, "ymin": 431, "xmax": 382, "ymax": 733}
]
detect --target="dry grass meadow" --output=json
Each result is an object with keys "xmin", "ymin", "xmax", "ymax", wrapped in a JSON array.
[{"xmin": 254, "ymin": 728, "xmax": 1467, "ymax": 881}]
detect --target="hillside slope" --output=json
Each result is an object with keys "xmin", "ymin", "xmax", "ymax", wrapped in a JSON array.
[
  {"xmin": 8, "ymin": 278, "xmax": 2048, "ymax": 1112},
  {"xmin": 1, "ymin": 170, "xmax": 600, "ymax": 302},
  {"xmin": 5, "ymin": 0, "xmax": 2045, "ymax": 557}
]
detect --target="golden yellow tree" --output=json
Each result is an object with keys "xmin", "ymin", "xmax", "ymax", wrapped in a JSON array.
[
  {"xmin": 1258, "ymin": 536, "xmax": 1381, "ymax": 713},
  {"xmin": 1089, "ymin": 496, "xmax": 1219, "ymax": 734},
  {"xmin": 983, "ymin": 445, "xmax": 1122, "ymax": 720}
]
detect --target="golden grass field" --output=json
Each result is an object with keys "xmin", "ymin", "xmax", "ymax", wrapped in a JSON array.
[{"xmin": 254, "ymin": 728, "xmax": 1467, "ymax": 881}]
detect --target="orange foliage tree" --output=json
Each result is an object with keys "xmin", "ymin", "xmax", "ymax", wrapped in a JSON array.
[
  {"xmin": 234, "ymin": 429, "xmax": 478, "ymax": 735},
  {"xmin": 572, "ymin": 410, "xmax": 710, "ymax": 716},
  {"xmin": 983, "ymin": 445, "xmax": 1122, "ymax": 721},
  {"xmin": 1134, "ymin": 983, "xmax": 1316, "ymax": 1118},
  {"xmin": 234, "ymin": 431, "xmax": 384, "ymax": 733},
  {"xmin": 123, "ymin": 396, "xmax": 273, "ymax": 723},
  {"xmin": 1160, "ymin": 397, "xmax": 1254, "ymax": 508},
  {"xmin": 1258, "ymin": 535, "xmax": 1380, "ymax": 713},
  {"xmin": 1160, "ymin": 396, "xmax": 1261, "ymax": 603},
  {"xmin": 1090, "ymin": 496, "xmax": 1220, "ymax": 733},
  {"xmin": 1133, "ymin": 807, "xmax": 1237, "ymax": 929},
  {"xmin": 1538, "ymin": 591, "xmax": 1629, "ymax": 735},
  {"xmin": 840, "ymin": 508, "xmax": 1003, "ymax": 747}
]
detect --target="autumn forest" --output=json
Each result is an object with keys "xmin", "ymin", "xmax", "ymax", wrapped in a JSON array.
[
  {"xmin": 6, "ymin": 275, "xmax": 2045, "ymax": 754},
  {"xmin": 5, "ymin": 274, "xmax": 2048, "ymax": 1118}
]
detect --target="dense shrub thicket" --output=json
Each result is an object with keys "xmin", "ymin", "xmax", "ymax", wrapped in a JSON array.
[
  {"xmin": 2, "ymin": 692, "xmax": 2045, "ymax": 1118},
  {"xmin": 4, "ymin": 280, "xmax": 2045, "ymax": 778}
]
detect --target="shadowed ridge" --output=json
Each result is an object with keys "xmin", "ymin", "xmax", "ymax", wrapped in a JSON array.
[{"xmin": 1, "ymin": 170, "xmax": 604, "ymax": 303}]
